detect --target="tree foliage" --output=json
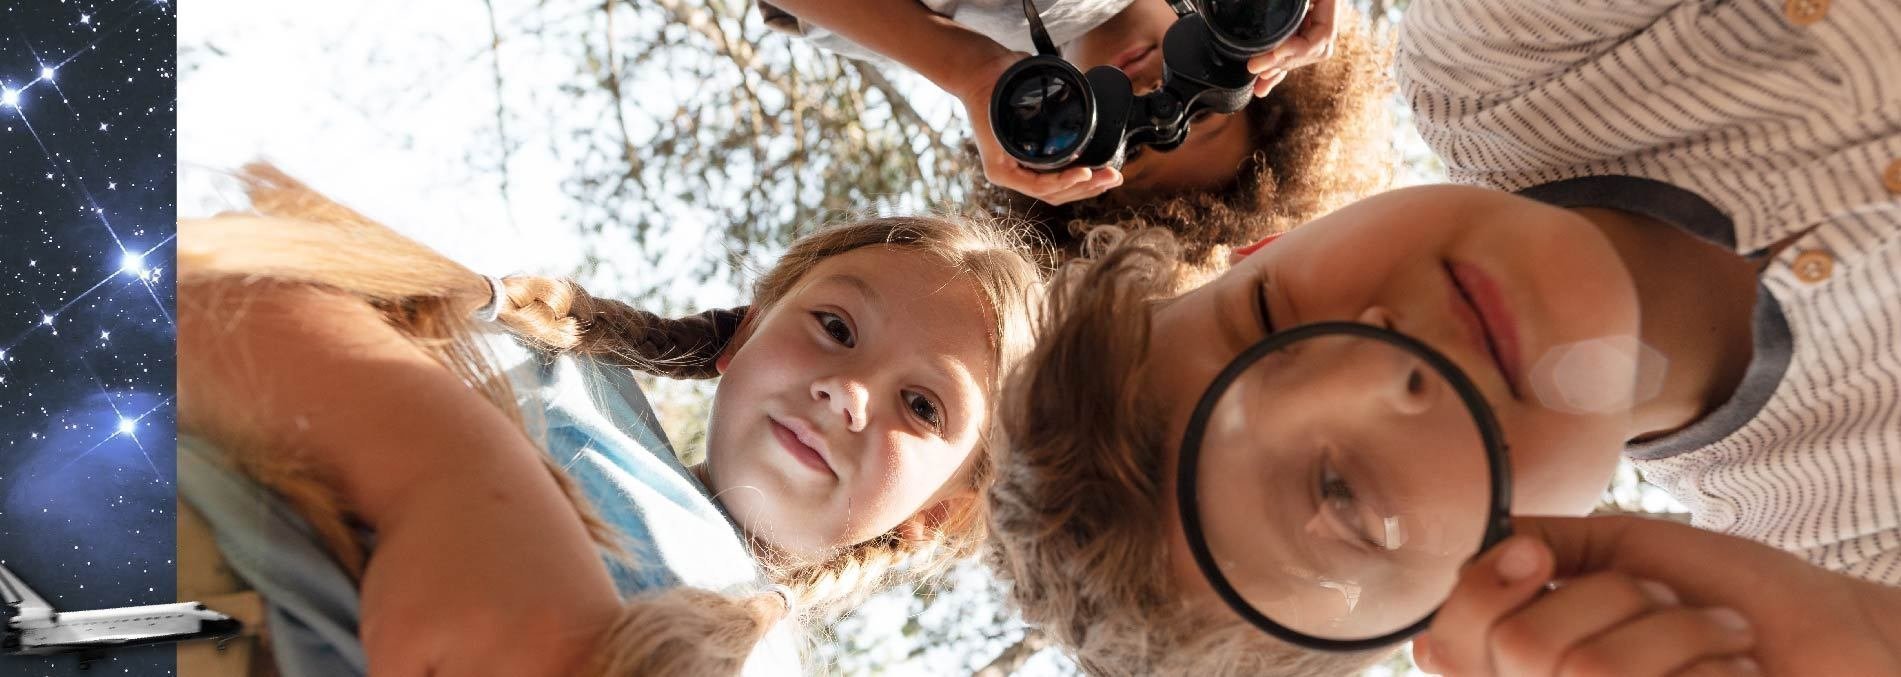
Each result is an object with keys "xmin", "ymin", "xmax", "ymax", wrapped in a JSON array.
[{"xmin": 494, "ymin": 0, "xmax": 972, "ymax": 291}]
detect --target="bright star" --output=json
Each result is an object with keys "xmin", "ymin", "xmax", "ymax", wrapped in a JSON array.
[
  {"xmin": 42, "ymin": 314, "xmax": 54, "ymax": 325},
  {"xmin": 118, "ymin": 418, "xmax": 136, "ymax": 435},
  {"xmin": 101, "ymin": 330, "xmax": 110, "ymax": 341},
  {"xmin": 41, "ymin": 67, "xmax": 54, "ymax": 81},
  {"xmin": 80, "ymin": 14, "xmax": 91, "ymax": 24},
  {"xmin": 2, "ymin": 89, "xmax": 18, "ymax": 107},
  {"xmin": 121, "ymin": 252, "xmax": 146, "ymax": 273}
]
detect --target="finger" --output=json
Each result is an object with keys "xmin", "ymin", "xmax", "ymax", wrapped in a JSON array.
[
  {"xmin": 1303, "ymin": 0, "xmax": 1340, "ymax": 44},
  {"xmin": 990, "ymin": 162, "xmax": 1091, "ymax": 196},
  {"xmin": 1555, "ymin": 607, "xmax": 1755, "ymax": 677},
  {"xmin": 1672, "ymin": 655, "xmax": 1764, "ymax": 677},
  {"xmin": 1411, "ymin": 634, "xmax": 1442, "ymax": 675},
  {"xmin": 1509, "ymin": 516, "xmax": 1799, "ymax": 594},
  {"xmin": 1489, "ymin": 573, "xmax": 1680, "ymax": 676},
  {"xmin": 1247, "ymin": 52, "xmax": 1280, "ymax": 74},
  {"xmin": 1253, "ymin": 69, "xmax": 1288, "ymax": 97},
  {"xmin": 1425, "ymin": 536, "xmax": 1554, "ymax": 677},
  {"xmin": 1039, "ymin": 170, "xmax": 1121, "ymax": 205}
]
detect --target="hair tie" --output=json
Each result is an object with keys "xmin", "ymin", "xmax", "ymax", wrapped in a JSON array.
[
  {"xmin": 474, "ymin": 275, "xmax": 507, "ymax": 323},
  {"xmin": 765, "ymin": 584, "xmax": 795, "ymax": 616}
]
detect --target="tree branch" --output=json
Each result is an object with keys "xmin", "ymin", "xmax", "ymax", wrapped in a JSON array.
[
  {"xmin": 973, "ymin": 628, "xmax": 1050, "ymax": 677},
  {"xmin": 481, "ymin": 0, "xmax": 520, "ymax": 232}
]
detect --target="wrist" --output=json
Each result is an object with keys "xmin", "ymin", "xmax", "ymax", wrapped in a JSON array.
[{"xmin": 918, "ymin": 27, "xmax": 1018, "ymax": 101}]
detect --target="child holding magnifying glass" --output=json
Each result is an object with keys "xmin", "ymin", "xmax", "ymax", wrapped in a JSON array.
[{"xmin": 985, "ymin": 0, "xmax": 1901, "ymax": 674}]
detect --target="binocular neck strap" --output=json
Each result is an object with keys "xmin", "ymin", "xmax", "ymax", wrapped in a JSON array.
[{"xmin": 1020, "ymin": 0, "xmax": 1059, "ymax": 56}]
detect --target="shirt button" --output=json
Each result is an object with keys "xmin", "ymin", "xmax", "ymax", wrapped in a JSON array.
[
  {"xmin": 1792, "ymin": 249, "xmax": 1834, "ymax": 283},
  {"xmin": 1884, "ymin": 158, "xmax": 1901, "ymax": 195},
  {"xmin": 1786, "ymin": 0, "xmax": 1828, "ymax": 25}
]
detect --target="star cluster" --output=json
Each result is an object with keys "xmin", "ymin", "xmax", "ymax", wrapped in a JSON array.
[{"xmin": 0, "ymin": 1, "xmax": 177, "ymax": 674}]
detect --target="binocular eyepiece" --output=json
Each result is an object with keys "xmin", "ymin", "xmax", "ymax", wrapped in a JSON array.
[{"xmin": 990, "ymin": 0, "xmax": 1309, "ymax": 172}]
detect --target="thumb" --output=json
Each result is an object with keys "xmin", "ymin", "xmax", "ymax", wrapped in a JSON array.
[{"xmin": 1508, "ymin": 515, "xmax": 1787, "ymax": 591}]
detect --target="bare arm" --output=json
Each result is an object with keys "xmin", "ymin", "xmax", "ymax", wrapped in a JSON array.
[
  {"xmin": 766, "ymin": 0, "xmax": 1012, "ymax": 97},
  {"xmin": 769, "ymin": 0, "xmax": 1120, "ymax": 203},
  {"xmin": 178, "ymin": 280, "xmax": 621, "ymax": 677}
]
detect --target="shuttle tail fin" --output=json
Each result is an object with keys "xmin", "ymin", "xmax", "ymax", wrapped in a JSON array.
[{"xmin": 0, "ymin": 564, "xmax": 54, "ymax": 619}]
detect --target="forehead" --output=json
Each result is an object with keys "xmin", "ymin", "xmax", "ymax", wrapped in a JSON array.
[{"xmin": 793, "ymin": 245, "xmax": 999, "ymax": 367}]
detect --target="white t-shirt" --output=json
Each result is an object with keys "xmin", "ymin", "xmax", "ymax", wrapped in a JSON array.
[
  {"xmin": 1397, "ymin": 0, "xmax": 1901, "ymax": 584},
  {"xmin": 799, "ymin": 0, "xmax": 1138, "ymax": 64}
]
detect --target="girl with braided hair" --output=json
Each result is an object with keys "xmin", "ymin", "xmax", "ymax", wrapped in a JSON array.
[{"xmin": 174, "ymin": 164, "xmax": 1041, "ymax": 675}]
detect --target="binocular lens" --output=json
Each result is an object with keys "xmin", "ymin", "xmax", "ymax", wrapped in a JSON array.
[
  {"xmin": 1199, "ymin": 0, "xmax": 1305, "ymax": 48},
  {"xmin": 994, "ymin": 63, "xmax": 1092, "ymax": 162}
]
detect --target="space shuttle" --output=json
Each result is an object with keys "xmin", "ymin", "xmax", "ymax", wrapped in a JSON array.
[{"xmin": 2, "ymin": 562, "xmax": 241, "ymax": 664}]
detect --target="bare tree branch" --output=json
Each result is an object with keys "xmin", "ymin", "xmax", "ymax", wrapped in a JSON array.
[
  {"xmin": 480, "ymin": 0, "xmax": 520, "ymax": 232},
  {"xmin": 973, "ymin": 629, "xmax": 1050, "ymax": 677}
]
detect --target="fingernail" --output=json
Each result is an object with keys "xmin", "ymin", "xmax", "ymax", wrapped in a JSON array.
[
  {"xmin": 1496, "ymin": 540, "xmax": 1539, "ymax": 582},
  {"xmin": 1733, "ymin": 657, "xmax": 1762, "ymax": 676},
  {"xmin": 1705, "ymin": 607, "xmax": 1751, "ymax": 634},
  {"xmin": 1636, "ymin": 579, "xmax": 1679, "ymax": 605}
]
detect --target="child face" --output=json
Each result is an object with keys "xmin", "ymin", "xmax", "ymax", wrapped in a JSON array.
[
  {"xmin": 706, "ymin": 247, "xmax": 995, "ymax": 560},
  {"xmin": 1143, "ymin": 186, "xmax": 1645, "ymax": 609},
  {"xmin": 1063, "ymin": 0, "xmax": 1255, "ymax": 194}
]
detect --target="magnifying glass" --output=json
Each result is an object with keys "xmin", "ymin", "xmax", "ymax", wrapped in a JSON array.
[{"xmin": 1176, "ymin": 322, "xmax": 1514, "ymax": 651}]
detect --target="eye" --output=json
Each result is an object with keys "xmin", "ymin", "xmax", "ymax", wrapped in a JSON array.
[
  {"xmin": 904, "ymin": 390, "xmax": 945, "ymax": 433},
  {"xmin": 813, "ymin": 311, "xmax": 855, "ymax": 347},
  {"xmin": 1318, "ymin": 456, "xmax": 1383, "ymax": 550},
  {"xmin": 1254, "ymin": 281, "xmax": 1276, "ymax": 335}
]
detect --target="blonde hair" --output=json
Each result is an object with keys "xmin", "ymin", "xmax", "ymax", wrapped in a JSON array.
[
  {"xmin": 985, "ymin": 227, "xmax": 1386, "ymax": 675},
  {"xmin": 180, "ymin": 163, "xmax": 1043, "ymax": 674}
]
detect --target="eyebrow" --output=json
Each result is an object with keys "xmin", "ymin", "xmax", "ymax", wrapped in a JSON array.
[{"xmin": 818, "ymin": 273, "xmax": 883, "ymax": 313}]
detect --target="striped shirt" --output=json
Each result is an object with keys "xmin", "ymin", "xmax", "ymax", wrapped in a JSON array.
[{"xmin": 1397, "ymin": 0, "xmax": 1901, "ymax": 584}]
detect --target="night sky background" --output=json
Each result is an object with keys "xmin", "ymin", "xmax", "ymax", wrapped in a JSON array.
[{"xmin": 0, "ymin": 1, "xmax": 177, "ymax": 675}]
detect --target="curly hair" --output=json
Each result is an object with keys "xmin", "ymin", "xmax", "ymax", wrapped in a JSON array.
[{"xmin": 970, "ymin": 12, "xmax": 1395, "ymax": 273}]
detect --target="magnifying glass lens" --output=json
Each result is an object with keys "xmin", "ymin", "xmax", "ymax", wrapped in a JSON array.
[{"xmin": 1187, "ymin": 330, "xmax": 1499, "ymax": 644}]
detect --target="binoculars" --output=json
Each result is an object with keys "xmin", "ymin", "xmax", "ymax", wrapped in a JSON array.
[{"xmin": 989, "ymin": 0, "xmax": 1309, "ymax": 171}]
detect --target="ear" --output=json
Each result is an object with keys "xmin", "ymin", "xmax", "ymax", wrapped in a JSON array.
[
  {"xmin": 714, "ymin": 310, "xmax": 757, "ymax": 375},
  {"xmin": 1227, "ymin": 232, "xmax": 1285, "ymax": 266},
  {"xmin": 895, "ymin": 493, "xmax": 977, "ymax": 545}
]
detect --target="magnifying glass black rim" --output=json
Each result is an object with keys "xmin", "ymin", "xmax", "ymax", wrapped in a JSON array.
[
  {"xmin": 1175, "ymin": 321, "xmax": 1515, "ymax": 652},
  {"xmin": 990, "ymin": 55, "xmax": 1099, "ymax": 170}
]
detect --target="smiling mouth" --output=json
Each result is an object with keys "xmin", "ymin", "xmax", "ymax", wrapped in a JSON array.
[
  {"xmin": 770, "ymin": 418, "xmax": 836, "ymax": 478},
  {"xmin": 1445, "ymin": 262, "xmax": 1523, "ymax": 400}
]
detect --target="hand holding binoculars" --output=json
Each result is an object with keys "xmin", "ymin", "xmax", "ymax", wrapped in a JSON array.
[{"xmin": 989, "ymin": 0, "xmax": 1310, "ymax": 171}]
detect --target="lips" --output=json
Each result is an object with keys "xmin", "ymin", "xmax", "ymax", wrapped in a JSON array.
[
  {"xmin": 1445, "ymin": 261, "xmax": 1525, "ymax": 400},
  {"xmin": 770, "ymin": 416, "xmax": 836, "ymax": 478}
]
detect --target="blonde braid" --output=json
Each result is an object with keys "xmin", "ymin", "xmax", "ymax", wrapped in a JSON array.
[
  {"xmin": 181, "ymin": 163, "xmax": 629, "ymax": 573},
  {"xmin": 491, "ymin": 276, "xmax": 744, "ymax": 380}
]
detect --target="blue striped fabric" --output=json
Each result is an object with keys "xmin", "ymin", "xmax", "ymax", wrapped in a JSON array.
[{"xmin": 1397, "ymin": 0, "xmax": 1900, "ymax": 584}]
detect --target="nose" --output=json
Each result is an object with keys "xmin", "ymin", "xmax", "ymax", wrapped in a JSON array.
[
  {"xmin": 811, "ymin": 375, "xmax": 870, "ymax": 433},
  {"xmin": 1355, "ymin": 306, "xmax": 1438, "ymax": 417}
]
